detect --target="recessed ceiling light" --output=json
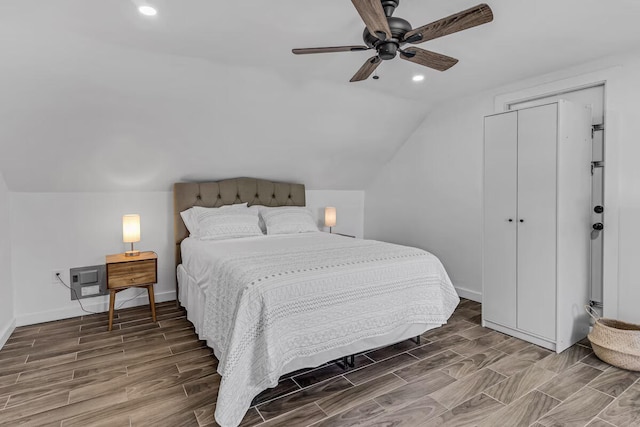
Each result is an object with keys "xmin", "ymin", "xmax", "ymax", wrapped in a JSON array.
[
  {"xmin": 138, "ymin": 5, "xmax": 157, "ymax": 16},
  {"xmin": 412, "ymin": 75, "xmax": 425, "ymax": 82}
]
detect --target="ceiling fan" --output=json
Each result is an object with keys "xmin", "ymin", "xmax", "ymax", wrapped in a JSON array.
[{"xmin": 292, "ymin": 0, "xmax": 493, "ymax": 82}]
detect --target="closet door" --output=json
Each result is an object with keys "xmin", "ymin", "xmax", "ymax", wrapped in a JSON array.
[
  {"xmin": 483, "ymin": 112, "xmax": 518, "ymax": 328},
  {"xmin": 516, "ymin": 104, "xmax": 558, "ymax": 340}
]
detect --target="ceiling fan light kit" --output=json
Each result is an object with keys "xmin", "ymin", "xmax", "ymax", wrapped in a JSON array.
[{"xmin": 292, "ymin": 0, "xmax": 493, "ymax": 82}]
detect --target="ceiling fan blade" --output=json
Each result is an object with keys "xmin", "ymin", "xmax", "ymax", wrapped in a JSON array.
[
  {"xmin": 292, "ymin": 46, "xmax": 370, "ymax": 55},
  {"xmin": 400, "ymin": 48, "xmax": 458, "ymax": 71},
  {"xmin": 404, "ymin": 3, "xmax": 493, "ymax": 44},
  {"xmin": 351, "ymin": 0, "xmax": 392, "ymax": 40},
  {"xmin": 350, "ymin": 56, "xmax": 381, "ymax": 82}
]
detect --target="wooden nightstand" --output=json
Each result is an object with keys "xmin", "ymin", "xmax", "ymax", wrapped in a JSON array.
[{"xmin": 106, "ymin": 251, "xmax": 158, "ymax": 331}]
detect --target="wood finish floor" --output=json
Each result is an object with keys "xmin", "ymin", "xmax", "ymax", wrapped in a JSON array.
[{"xmin": 1, "ymin": 299, "xmax": 640, "ymax": 426}]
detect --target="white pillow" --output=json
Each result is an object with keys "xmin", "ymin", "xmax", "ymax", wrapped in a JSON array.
[
  {"xmin": 247, "ymin": 205, "xmax": 267, "ymax": 234},
  {"xmin": 180, "ymin": 203, "xmax": 249, "ymax": 238},
  {"xmin": 259, "ymin": 206, "xmax": 319, "ymax": 235},
  {"xmin": 193, "ymin": 205, "xmax": 262, "ymax": 240}
]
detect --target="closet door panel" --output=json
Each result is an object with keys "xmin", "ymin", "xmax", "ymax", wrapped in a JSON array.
[
  {"xmin": 516, "ymin": 104, "xmax": 558, "ymax": 340},
  {"xmin": 483, "ymin": 112, "xmax": 518, "ymax": 328}
]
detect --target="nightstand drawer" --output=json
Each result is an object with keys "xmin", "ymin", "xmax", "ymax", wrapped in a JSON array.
[{"xmin": 107, "ymin": 259, "xmax": 156, "ymax": 288}]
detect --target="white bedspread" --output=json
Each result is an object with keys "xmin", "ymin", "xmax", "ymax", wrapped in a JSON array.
[{"xmin": 181, "ymin": 232, "xmax": 459, "ymax": 426}]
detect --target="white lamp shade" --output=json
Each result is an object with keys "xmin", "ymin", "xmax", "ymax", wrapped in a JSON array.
[
  {"xmin": 324, "ymin": 207, "xmax": 337, "ymax": 227},
  {"xmin": 122, "ymin": 214, "xmax": 141, "ymax": 243}
]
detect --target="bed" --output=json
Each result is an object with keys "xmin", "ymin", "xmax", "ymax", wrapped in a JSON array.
[{"xmin": 173, "ymin": 178, "xmax": 459, "ymax": 427}]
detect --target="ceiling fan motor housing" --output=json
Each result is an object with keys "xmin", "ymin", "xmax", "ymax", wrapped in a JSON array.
[{"xmin": 363, "ymin": 16, "xmax": 412, "ymax": 60}]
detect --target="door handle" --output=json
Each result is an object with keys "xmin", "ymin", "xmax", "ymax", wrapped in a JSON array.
[
  {"xmin": 593, "ymin": 223, "xmax": 604, "ymax": 231},
  {"xmin": 594, "ymin": 205, "xmax": 604, "ymax": 214},
  {"xmin": 519, "ymin": 219, "xmax": 524, "ymax": 223}
]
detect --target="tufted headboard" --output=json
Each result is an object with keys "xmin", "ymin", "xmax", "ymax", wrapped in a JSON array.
[{"xmin": 173, "ymin": 177, "xmax": 306, "ymax": 271}]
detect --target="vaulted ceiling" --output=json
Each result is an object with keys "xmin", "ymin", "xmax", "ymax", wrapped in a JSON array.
[{"xmin": 1, "ymin": 0, "xmax": 639, "ymax": 191}]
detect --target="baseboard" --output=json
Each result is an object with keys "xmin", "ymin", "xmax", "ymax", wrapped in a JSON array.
[
  {"xmin": 16, "ymin": 290, "xmax": 177, "ymax": 327},
  {"xmin": 455, "ymin": 287, "xmax": 482, "ymax": 303},
  {"xmin": 482, "ymin": 319, "xmax": 556, "ymax": 352},
  {"xmin": 0, "ymin": 317, "xmax": 17, "ymax": 350}
]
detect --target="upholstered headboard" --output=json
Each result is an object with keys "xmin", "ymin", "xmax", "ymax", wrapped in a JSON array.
[{"xmin": 173, "ymin": 177, "xmax": 306, "ymax": 271}]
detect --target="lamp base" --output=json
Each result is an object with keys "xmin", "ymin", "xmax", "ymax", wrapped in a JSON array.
[{"xmin": 125, "ymin": 250, "xmax": 140, "ymax": 257}]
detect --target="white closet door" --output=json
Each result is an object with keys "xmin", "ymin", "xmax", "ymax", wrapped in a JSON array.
[
  {"xmin": 483, "ymin": 112, "xmax": 518, "ymax": 328},
  {"xmin": 517, "ymin": 104, "xmax": 558, "ymax": 340}
]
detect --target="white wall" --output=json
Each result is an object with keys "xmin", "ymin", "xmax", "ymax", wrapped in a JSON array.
[
  {"xmin": 365, "ymin": 51, "xmax": 640, "ymax": 323},
  {"xmin": 10, "ymin": 191, "xmax": 175, "ymax": 326},
  {"xmin": 0, "ymin": 171, "xmax": 15, "ymax": 347},
  {"xmin": 364, "ymin": 95, "xmax": 491, "ymax": 302},
  {"xmin": 9, "ymin": 189, "xmax": 365, "ymax": 326}
]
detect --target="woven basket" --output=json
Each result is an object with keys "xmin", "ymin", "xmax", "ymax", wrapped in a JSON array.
[{"xmin": 586, "ymin": 306, "xmax": 640, "ymax": 371}]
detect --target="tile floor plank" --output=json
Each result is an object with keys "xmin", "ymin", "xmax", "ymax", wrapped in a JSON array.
[
  {"xmin": 374, "ymin": 370, "xmax": 456, "ymax": 412},
  {"xmin": 483, "ymin": 353, "xmax": 534, "ymax": 377},
  {"xmin": 292, "ymin": 355, "xmax": 372, "ymax": 389},
  {"xmin": 421, "ymin": 321, "xmax": 476, "ymax": 342},
  {"xmin": 537, "ymin": 387, "xmax": 614, "ymax": 427},
  {"xmin": 3, "ymin": 371, "xmax": 75, "ymax": 403},
  {"xmin": 0, "ymin": 373, "xmax": 19, "ymax": 388},
  {"xmin": 365, "ymin": 339, "xmax": 427, "ymax": 362},
  {"xmin": 6, "ymin": 368, "xmax": 126, "ymax": 409},
  {"xmin": 439, "ymin": 347, "xmax": 508, "ymax": 379},
  {"xmin": 537, "ymin": 344, "xmax": 593, "ymax": 373},
  {"xmin": 456, "ymin": 326, "xmax": 493, "ymax": 341},
  {"xmin": 394, "ymin": 350, "xmax": 464, "ymax": 382},
  {"xmin": 512, "ymin": 344, "xmax": 553, "ymax": 363},
  {"xmin": 586, "ymin": 418, "xmax": 618, "ymax": 427},
  {"xmin": 599, "ymin": 382, "xmax": 640, "ymax": 427},
  {"xmin": 129, "ymin": 385, "xmax": 214, "ymax": 426},
  {"xmin": 183, "ymin": 372, "xmax": 221, "ymax": 398},
  {"xmin": 587, "ymin": 366, "xmax": 640, "ymax": 398},
  {"xmin": 537, "ymin": 363, "xmax": 603, "ymax": 401},
  {"xmin": 492, "ymin": 337, "xmax": 532, "ymax": 354},
  {"xmin": 258, "ymin": 376, "xmax": 353, "ymax": 421},
  {"xmin": 430, "ymin": 368, "xmax": 506, "ymax": 409},
  {"xmin": 477, "ymin": 390, "xmax": 560, "ymax": 427},
  {"xmin": 450, "ymin": 332, "xmax": 511, "ymax": 357},
  {"xmin": 366, "ymin": 395, "xmax": 447, "ymax": 427},
  {"xmin": 316, "ymin": 373, "xmax": 405, "ymax": 417},
  {"xmin": 126, "ymin": 364, "xmax": 217, "ymax": 400},
  {"xmin": 312, "ymin": 399, "xmax": 384, "ymax": 427},
  {"xmin": 344, "ymin": 353, "xmax": 417, "ymax": 385},
  {"xmin": 422, "ymin": 393, "xmax": 504, "ymax": 427},
  {"xmin": 126, "ymin": 347, "xmax": 214, "ymax": 375},
  {"xmin": 409, "ymin": 335, "xmax": 470, "ymax": 359},
  {"xmin": 61, "ymin": 387, "xmax": 185, "ymax": 427},
  {"xmin": 484, "ymin": 364, "xmax": 556, "ymax": 405},
  {"xmin": 581, "ymin": 353, "xmax": 612, "ymax": 371}
]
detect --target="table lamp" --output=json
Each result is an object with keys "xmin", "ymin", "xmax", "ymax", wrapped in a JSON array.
[
  {"xmin": 324, "ymin": 207, "xmax": 336, "ymax": 233},
  {"xmin": 123, "ymin": 214, "xmax": 141, "ymax": 257}
]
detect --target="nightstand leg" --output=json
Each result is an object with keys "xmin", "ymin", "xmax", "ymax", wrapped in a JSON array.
[
  {"xmin": 108, "ymin": 290, "xmax": 116, "ymax": 332},
  {"xmin": 147, "ymin": 284, "xmax": 157, "ymax": 323}
]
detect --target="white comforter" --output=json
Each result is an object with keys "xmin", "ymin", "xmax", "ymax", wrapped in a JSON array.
[{"xmin": 181, "ymin": 232, "xmax": 459, "ymax": 426}]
